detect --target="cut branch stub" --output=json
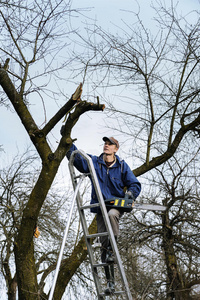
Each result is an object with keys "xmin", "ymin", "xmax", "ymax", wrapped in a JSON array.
[
  {"xmin": 3, "ymin": 58, "xmax": 10, "ymax": 70},
  {"xmin": 72, "ymin": 82, "xmax": 83, "ymax": 101}
]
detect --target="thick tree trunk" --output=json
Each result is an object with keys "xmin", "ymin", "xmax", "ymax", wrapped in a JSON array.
[
  {"xmin": 162, "ymin": 212, "xmax": 187, "ymax": 300},
  {"xmin": 14, "ymin": 240, "xmax": 38, "ymax": 300},
  {"xmin": 14, "ymin": 161, "xmax": 61, "ymax": 300},
  {"xmin": 8, "ymin": 279, "xmax": 17, "ymax": 300}
]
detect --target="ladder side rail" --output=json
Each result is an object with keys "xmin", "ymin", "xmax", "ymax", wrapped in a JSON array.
[
  {"xmin": 68, "ymin": 155, "xmax": 93, "ymax": 239},
  {"xmin": 69, "ymin": 150, "xmax": 132, "ymax": 300},
  {"xmin": 68, "ymin": 152, "xmax": 104, "ymax": 298},
  {"xmin": 68, "ymin": 164, "xmax": 95, "ymax": 263},
  {"xmin": 77, "ymin": 204, "xmax": 104, "ymax": 299},
  {"xmin": 79, "ymin": 150, "xmax": 133, "ymax": 300},
  {"xmin": 48, "ymin": 176, "xmax": 85, "ymax": 300}
]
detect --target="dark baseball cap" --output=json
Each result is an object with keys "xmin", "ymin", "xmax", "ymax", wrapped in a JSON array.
[{"xmin": 103, "ymin": 136, "xmax": 119, "ymax": 148}]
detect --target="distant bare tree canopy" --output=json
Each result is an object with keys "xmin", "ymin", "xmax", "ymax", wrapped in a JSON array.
[{"xmin": 74, "ymin": 2, "xmax": 200, "ymax": 176}]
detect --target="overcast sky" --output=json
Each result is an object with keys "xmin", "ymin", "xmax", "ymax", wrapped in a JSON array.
[{"xmin": 1, "ymin": 0, "xmax": 199, "ymax": 167}]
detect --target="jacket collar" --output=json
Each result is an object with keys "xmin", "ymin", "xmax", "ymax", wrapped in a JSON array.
[{"xmin": 98, "ymin": 153, "xmax": 122, "ymax": 167}]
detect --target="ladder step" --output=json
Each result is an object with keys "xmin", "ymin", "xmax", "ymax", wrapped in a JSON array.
[
  {"xmin": 92, "ymin": 262, "xmax": 108, "ymax": 268},
  {"xmin": 80, "ymin": 203, "xmax": 100, "ymax": 210},
  {"xmin": 86, "ymin": 232, "xmax": 108, "ymax": 239},
  {"xmin": 100, "ymin": 290, "xmax": 125, "ymax": 296}
]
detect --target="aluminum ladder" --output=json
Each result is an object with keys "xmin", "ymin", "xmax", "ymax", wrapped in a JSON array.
[
  {"xmin": 69, "ymin": 149, "xmax": 132, "ymax": 299},
  {"xmin": 48, "ymin": 149, "xmax": 166, "ymax": 300}
]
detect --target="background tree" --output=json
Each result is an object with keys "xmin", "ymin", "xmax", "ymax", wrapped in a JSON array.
[
  {"xmin": 0, "ymin": 151, "xmax": 97, "ymax": 300},
  {"xmin": 0, "ymin": 152, "xmax": 36, "ymax": 300},
  {"xmin": 118, "ymin": 151, "xmax": 200, "ymax": 299},
  {"xmin": 74, "ymin": 1, "xmax": 200, "ymax": 175}
]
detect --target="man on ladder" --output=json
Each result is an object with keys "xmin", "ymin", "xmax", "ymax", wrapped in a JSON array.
[{"xmin": 65, "ymin": 134, "xmax": 141, "ymax": 295}]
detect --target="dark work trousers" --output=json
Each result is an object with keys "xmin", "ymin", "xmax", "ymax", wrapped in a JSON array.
[
  {"xmin": 96, "ymin": 208, "xmax": 123, "ymax": 284},
  {"xmin": 96, "ymin": 208, "xmax": 123, "ymax": 261}
]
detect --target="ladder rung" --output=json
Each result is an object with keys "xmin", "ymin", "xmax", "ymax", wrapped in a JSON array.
[
  {"xmin": 73, "ymin": 172, "xmax": 90, "ymax": 180},
  {"xmin": 92, "ymin": 262, "xmax": 108, "ymax": 268},
  {"xmin": 100, "ymin": 290, "xmax": 125, "ymax": 296},
  {"xmin": 80, "ymin": 203, "xmax": 100, "ymax": 210},
  {"xmin": 86, "ymin": 232, "xmax": 108, "ymax": 239}
]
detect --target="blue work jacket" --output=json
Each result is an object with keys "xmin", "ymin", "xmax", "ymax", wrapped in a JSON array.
[{"xmin": 67, "ymin": 144, "xmax": 141, "ymax": 213}]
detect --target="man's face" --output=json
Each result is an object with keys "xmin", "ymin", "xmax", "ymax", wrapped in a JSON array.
[{"xmin": 103, "ymin": 141, "xmax": 118, "ymax": 155}]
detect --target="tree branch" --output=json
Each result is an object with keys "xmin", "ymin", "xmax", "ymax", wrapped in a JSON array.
[{"xmin": 133, "ymin": 112, "xmax": 200, "ymax": 177}]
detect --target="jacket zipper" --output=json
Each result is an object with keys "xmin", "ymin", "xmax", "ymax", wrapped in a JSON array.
[{"xmin": 103, "ymin": 168, "xmax": 109, "ymax": 195}]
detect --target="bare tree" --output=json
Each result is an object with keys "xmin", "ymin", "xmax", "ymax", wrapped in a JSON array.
[
  {"xmin": 0, "ymin": 151, "xmax": 96, "ymax": 300},
  {"xmin": 0, "ymin": 152, "xmax": 39, "ymax": 300},
  {"xmin": 73, "ymin": 1, "xmax": 200, "ymax": 177},
  {"xmin": 118, "ymin": 151, "xmax": 200, "ymax": 299},
  {"xmin": 0, "ymin": 1, "xmax": 104, "ymax": 299},
  {"xmin": 1, "ymin": 1, "xmax": 200, "ymax": 299}
]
